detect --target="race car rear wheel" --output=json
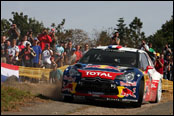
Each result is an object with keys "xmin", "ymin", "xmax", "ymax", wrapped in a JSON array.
[
  {"xmin": 132, "ymin": 79, "xmax": 144, "ymax": 107},
  {"xmin": 155, "ymin": 80, "xmax": 162, "ymax": 103}
]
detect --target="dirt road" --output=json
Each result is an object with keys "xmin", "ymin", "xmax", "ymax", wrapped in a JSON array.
[{"xmin": 1, "ymin": 81, "xmax": 173, "ymax": 115}]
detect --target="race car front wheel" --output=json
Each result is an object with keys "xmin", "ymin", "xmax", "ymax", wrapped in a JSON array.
[
  {"xmin": 132, "ymin": 79, "xmax": 144, "ymax": 107},
  {"xmin": 155, "ymin": 80, "xmax": 162, "ymax": 103}
]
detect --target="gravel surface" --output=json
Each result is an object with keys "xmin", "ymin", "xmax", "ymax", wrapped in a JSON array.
[{"xmin": 1, "ymin": 81, "xmax": 173, "ymax": 115}]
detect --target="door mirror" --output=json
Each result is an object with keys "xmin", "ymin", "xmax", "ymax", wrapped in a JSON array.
[
  {"xmin": 146, "ymin": 66, "xmax": 153, "ymax": 70},
  {"xmin": 145, "ymin": 66, "xmax": 153, "ymax": 73}
]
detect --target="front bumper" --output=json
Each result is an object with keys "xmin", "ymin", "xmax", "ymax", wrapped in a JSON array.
[{"xmin": 62, "ymin": 77, "xmax": 138, "ymax": 102}]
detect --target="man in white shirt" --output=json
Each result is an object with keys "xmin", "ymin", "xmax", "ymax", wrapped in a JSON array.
[
  {"xmin": 140, "ymin": 40, "xmax": 149, "ymax": 52},
  {"xmin": 42, "ymin": 44, "xmax": 53, "ymax": 68},
  {"xmin": 7, "ymin": 39, "xmax": 20, "ymax": 65}
]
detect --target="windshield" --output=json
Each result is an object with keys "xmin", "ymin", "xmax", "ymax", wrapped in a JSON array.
[{"xmin": 79, "ymin": 49, "xmax": 138, "ymax": 67}]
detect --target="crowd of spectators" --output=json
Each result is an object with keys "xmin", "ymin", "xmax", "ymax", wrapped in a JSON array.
[
  {"xmin": 139, "ymin": 40, "xmax": 173, "ymax": 81},
  {"xmin": 1, "ymin": 24, "xmax": 89, "ymax": 71},
  {"xmin": 1, "ymin": 24, "xmax": 173, "ymax": 82}
]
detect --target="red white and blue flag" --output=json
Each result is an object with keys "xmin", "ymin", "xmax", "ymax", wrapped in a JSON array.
[{"xmin": 1, "ymin": 63, "xmax": 19, "ymax": 82}]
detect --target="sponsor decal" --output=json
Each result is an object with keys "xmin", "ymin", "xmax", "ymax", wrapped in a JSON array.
[
  {"xmin": 78, "ymin": 69, "xmax": 123, "ymax": 80},
  {"xmin": 117, "ymin": 86, "xmax": 136, "ymax": 98},
  {"xmin": 62, "ymin": 82, "xmax": 77, "ymax": 93},
  {"xmin": 120, "ymin": 81, "xmax": 137, "ymax": 86},
  {"xmin": 63, "ymin": 75, "xmax": 76, "ymax": 82},
  {"xmin": 121, "ymin": 88, "xmax": 136, "ymax": 98},
  {"xmin": 86, "ymin": 65, "xmax": 120, "ymax": 71}
]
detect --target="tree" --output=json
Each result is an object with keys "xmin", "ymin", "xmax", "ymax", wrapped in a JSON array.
[
  {"xmin": 147, "ymin": 15, "xmax": 173, "ymax": 52},
  {"xmin": 70, "ymin": 29, "xmax": 90, "ymax": 46},
  {"xmin": 129, "ymin": 17, "xmax": 145, "ymax": 48},
  {"xmin": 1, "ymin": 19, "xmax": 11, "ymax": 36},
  {"xmin": 116, "ymin": 17, "xmax": 127, "ymax": 45},
  {"xmin": 96, "ymin": 30, "xmax": 111, "ymax": 46},
  {"xmin": 8, "ymin": 12, "xmax": 45, "ymax": 39}
]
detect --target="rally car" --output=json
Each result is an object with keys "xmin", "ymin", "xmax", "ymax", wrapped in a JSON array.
[{"xmin": 61, "ymin": 45, "xmax": 162, "ymax": 107}]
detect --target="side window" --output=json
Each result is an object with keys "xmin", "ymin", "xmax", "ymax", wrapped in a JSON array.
[{"xmin": 139, "ymin": 53, "xmax": 149, "ymax": 71}]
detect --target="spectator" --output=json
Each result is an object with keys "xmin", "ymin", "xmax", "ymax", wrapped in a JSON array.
[
  {"xmin": 154, "ymin": 53, "xmax": 164, "ymax": 77},
  {"xmin": 7, "ymin": 39, "xmax": 20, "ymax": 65},
  {"xmin": 27, "ymin": 29, "xmax": 34, "ymax": 45},
  {"xmin": 8, "ymin": 24, "xmax": 20, "ymax": 43},
  {"xmin": 140, "ymin": 40, "xmax": 149, "ymax": 52},
  {"xmin": 66, "ymin": 41, "xmax": 73, "ymax": 63},
  {"xmin": 49, "ymin": 28, "xmax": 56, "ymax": 48},
  {"xmin": 50, "ymin": 57, "xmax": 56, "ymax": 68},
  {"xmin": 1, "ymin": 36, "xmax": 7, "ymax": 63},
  {"xmin": 63, "ymin": 41, "xmax": 68, "ymax": 65},
  {"xmin": 42, "ymin": 43, "xmax": 53, "ymax": 69},
  {"xmin": 49, "ymin": 63, "xmax": 63, "ymax": 84},
  {"xmin": 111, "ymin": 32, "xmax": 120, "ymax": 45},
  {"xmin": 20, "ymin": 43, "xmax": 36, "ymax": 67},
  {"xmin": 20, "ymin": 35, "xmax": 31, "ymax": 47},
  {"xmin": 38, "ymin": 28, "xmax": 52, "ymax": 50},
  {"xmin": 148, "ymin": 43, "xmax": 156, "ymax": 63},
  {"xmin": 75, "ymin": 45, "xmax": 83, "ymax": 63},
  {"xmin": 164, "ymin": 54, "xmax": 173, "ymax": 80},
  {"xmin": 5, "ymin": 40, "xmax": 11, "ymax": 56},
  {"xmin": 54, "ymin": 41, "xmax": 64, "ymax": 67},
  {"xmin": 32, "ymin": 38, "xmax": 42, "ymax": 67},
  {"xmin": 83, "ymin": 43, "xmax": 89, "ymax": 55},
  {"xmin": 163, "ymin": 44, "xmax": 172, "ymax": 60},
  {"xmin": 67, "ymin": 48, "xmax": 77, "ymax": 65},
  {"xmin": 18, "ymin": 39, "xmax": 25, "ymax": 52}
]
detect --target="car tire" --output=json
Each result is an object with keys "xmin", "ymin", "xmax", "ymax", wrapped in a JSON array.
[
  {"xmin": 132, "ymin": 79, "xmax": 144, "ymax": 107},
  {"xmin": 155, "ymin": 80, "xmax": 162, "ymax": 103},
  {"xmin": 63, "ymin": 95, "xmax": 74, "ymax": 102}
]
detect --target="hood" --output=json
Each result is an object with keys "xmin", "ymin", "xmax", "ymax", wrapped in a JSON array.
[{"xmin": 73, "ymin": 64, "xmax": 136, "ymax": 80}]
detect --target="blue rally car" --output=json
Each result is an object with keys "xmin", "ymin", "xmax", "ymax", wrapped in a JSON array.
[{"xmin": 61, "ymin": 45, "xmax": 163, "ymax": 107}]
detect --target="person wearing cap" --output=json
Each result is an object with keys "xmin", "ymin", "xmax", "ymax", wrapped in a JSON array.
[
  {"xmin": 67, "ymin": 48, "xmax": 77, "ymax": 65},
  {"xmin": 38, "ymin": 28, "xmax": 52, "ymax": 50},
  {"xmin": 49, "ymin": 63, "xmax": 63, "ymax": 84},
  {"xmin": 49, "ymin": 28, "xmax": 56, "ymax": 48},
  {"xmin": 31, "ymin": 37, "xmax": 42, "ymax": 67},
  {"xmin": 8, "ymin": 24, "xmax": 20, "ymax": 43},
  {"xmin": 111, "ymin": 31, "xmax": 120, "ymax": 45},
  {"xmin": 19, "ymin": 42, "xmax": 35, "ymax": 67},
  {"xmin": 154, "ymin": 53, "xmax": 164, "ymax": 77}
]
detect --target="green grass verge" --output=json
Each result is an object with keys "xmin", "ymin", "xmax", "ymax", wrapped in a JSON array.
[{"xmin": 1, "ymin": 86, "xmax": 34, "ymax": 111}]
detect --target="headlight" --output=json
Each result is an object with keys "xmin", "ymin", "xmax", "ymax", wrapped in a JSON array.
[
  {"xmin": 69, "ymin": 68, "xmax": 81, "ymax": 77},
  {"xmin": 116, "ymin": 72, "xmax": 135, "ymax": 82}
]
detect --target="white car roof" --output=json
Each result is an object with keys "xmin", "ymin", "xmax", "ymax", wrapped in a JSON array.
[{"xmin": 95, "ymin": 45, "xmax": 146, "ymax": 53}]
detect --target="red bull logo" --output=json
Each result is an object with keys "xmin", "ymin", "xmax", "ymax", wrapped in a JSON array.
[{"xmin": 121, "ymin": 88, "xmax": 136, "ymax": 98}]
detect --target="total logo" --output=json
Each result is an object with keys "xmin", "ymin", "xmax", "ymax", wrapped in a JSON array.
[
  {"xmin": 86, "ymin": 71, "xmax": 112, "ymax": 78},
  {"xmin": 78, "ymin": 69, "xmax": 123, "ymax": 80}
]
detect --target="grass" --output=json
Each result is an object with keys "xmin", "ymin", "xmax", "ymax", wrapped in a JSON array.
[{"xmin": 1, "ymin": 86, "xmax": 34, "ymax": 111}]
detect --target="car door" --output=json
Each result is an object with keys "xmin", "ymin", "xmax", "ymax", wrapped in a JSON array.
[{"xmin": 139, "ymin": 53, "xmax": 152, "ymax": 101}]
